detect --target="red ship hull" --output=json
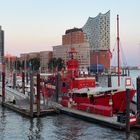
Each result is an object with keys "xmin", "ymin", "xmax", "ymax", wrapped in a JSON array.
[{"xmin": 60, "ymin": 87, "xmax": 135, "ymax": 116}]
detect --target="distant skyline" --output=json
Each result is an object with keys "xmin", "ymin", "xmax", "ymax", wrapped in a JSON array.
[{"xmin": 0, "ymin": 0, "xmax": 140, "ymax": 66}]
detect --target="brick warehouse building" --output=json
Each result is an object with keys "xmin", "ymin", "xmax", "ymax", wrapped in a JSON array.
[
  {"xmin": 62, "ymin": 28, "xmax": 87, "ymax": 45},
  {"xmin": 90, "ymin": 51, "xmax": 110, "ymax": 71}
]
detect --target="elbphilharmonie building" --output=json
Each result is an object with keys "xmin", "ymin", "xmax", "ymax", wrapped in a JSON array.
[{"xmin": 82, "ymin": 11, "xmax": 110, "ymax": 51}]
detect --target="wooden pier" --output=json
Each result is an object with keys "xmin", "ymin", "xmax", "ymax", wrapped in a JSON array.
[
  {"xmin": 57, "ymin": 106, "xmax": 140, "ymax": 130},
  {"xmin": 0, "ymin": 94, "xmax": 57, "ymax": 118},
  {"xmin": 0, "ymin": 72, "xmax": 58, "ymax": 117},
  {"xmin": 1, "ymin": 101, "xmax": 56, "ymax": 117},
  {"xmin": 0, "ymin": 84, "xmax": 57, "ymax": 118},
  {"xmin": 57, "ymin": 106, "xmax": 126, "ymax": 130}
]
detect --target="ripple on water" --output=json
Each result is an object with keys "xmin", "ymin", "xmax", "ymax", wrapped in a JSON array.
[{"xmin": 0, "ymin": 106, "xmax": 140, "ymax": 139}]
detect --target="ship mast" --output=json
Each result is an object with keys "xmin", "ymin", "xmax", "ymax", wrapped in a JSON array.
[{"xmin": 117, "ymin": 15, "xmax": 120, "ymax": 86}]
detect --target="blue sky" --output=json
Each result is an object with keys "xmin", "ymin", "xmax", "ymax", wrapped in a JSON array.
[{"xmin": 0, "ymin": 0, "xmax": 140, "ymax": 66}]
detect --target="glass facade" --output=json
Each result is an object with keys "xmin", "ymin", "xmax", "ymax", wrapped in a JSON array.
[{"xmin": 82, "ymin": 11, "xmax": 110, "ymax": 51}]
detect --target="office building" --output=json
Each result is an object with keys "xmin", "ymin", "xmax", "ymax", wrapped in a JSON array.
[{"xmin": 53, "ymin": 42, "xmax": 90, "ymax": 69}]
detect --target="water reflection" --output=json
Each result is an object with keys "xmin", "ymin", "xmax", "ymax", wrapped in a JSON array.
[
  {"xmin": 1, "ymin": 107, "xmax": 140, "ymax": 140},
  {"xmin": 130, "ymin": 130, "xmax": 140, "ymax": 140},
  {"xmin": 53, "ymin": 115, "xmax": 82, "ymax": 140},
  {"xmin": 27, "ymin": 118, "xmax": 43, "ymax": 140},
  {"xmin": 0, "ymin": 108, "xmax": 6, "ymax": 140}
]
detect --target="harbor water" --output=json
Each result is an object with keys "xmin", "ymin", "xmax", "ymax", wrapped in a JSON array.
[
  {"xmin": 1, "ymin": 107, "xmax": 140, "ymax": 140},
  {"xmin": 0, "ymin": 70, "xmax": 140, "ymax": 140}
]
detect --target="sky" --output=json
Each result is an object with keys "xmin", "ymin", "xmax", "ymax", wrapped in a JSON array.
[{"xmin": 0, "ymin": 0, "xmax": 140, "ymax": 66}]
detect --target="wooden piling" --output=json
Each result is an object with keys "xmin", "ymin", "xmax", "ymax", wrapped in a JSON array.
[
  {"xmin": 26, "ymin": 72, "xmax": 29, "ymax": 85},
  {"xmin": 0, "ymin": 72, "xmax": 2, "ymax": 82},
  {"xmin": 137, "ymin": 77, "xmax": 140, "ymax": 122},
  {"xmin": 37, "ymin": 73, "xmax": 40, "ymax": 117},
  {"xmin": 22, "ymin": 72, "xmax": 25, "ymax": 94},
  {"xmin": 55, "ymin": 74, "xmax": 58, "ymax": 103},
  {"xmin": 2, "ymin": 72, "xmax": 5, "ymax": 105},
  {"xmin": 13, "ymin": 72, "xmax": 16, "ymax": 89},
  {"xmin": 30, "ymin": 72, "xmax": 34, "ymax": 117},
  {"xmin": 56, "ymin": 73, "xmax": 61, "ymax": 103},
  {"xmin": 108, "ymin": 74, "xmax": 112, "ymax": 87},
  {"xmin": 124, "ymin": 68, "xmax": 127, "ymax": 76},
  {"xmin": 126, "ymin": 88, "xmax": 130, "ymax": 133},
  {"xmin": 128, "ymin": 69, "xmax": 130, "ymax": 76},
  {"xmin": 95, "ymin": 73, "xmax": 98, "ymax": 82}
]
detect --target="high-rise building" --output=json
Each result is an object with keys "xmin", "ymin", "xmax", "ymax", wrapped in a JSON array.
[
  {"xmin": 0, "ymin": 26, "xmax": 4, "ymax": 64},
  {"xmin": 82, "ymin": 11, "xmax": 110, "ymax": 51}
]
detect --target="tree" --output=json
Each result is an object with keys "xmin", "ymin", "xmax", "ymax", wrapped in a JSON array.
[
  {"xmin": 48, "ymin": 57, "xmax": 65, "ymax": 72},
  {"xmin": 48, "ymin": 58, "xmax": 57, "ymax": 72},
  {"xmin": 29, "ymin": 57, "xmax": 40, "ymax": 72},
  {"xmin": 57, "ymin": 57, "xmax": 65, "ymax": 71}
]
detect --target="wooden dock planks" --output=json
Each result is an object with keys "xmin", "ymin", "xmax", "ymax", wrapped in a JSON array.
[
  {"xmin": 58, "ymin": 106, "xmax": 126, "ymax": 130},
  {"xmin": 1, "ymin": 101, "xmax": 57, "ymax": 117}
]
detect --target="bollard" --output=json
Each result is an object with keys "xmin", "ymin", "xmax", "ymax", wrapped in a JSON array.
[
  {"xmin": 30, "ymin": 72, "xmax": 34, "ymax": 117},
  {"xmin": 126, "ymin": 88, "xmax": 130, "ymax": 133},
  {"xmin": 137, "ymin": 77, "xmax": 140, "ymax": 122},
  {"xmin": 37, "ymin": 73, "xmax": 40, "ymax": 117},
  {"xmin": 2, "ymin": 72, "xmax": 5, "ymax": 105},
  {"xmin": 22, "ymin": 72, "xmax": 25, "ymax": 94},
  {"xmin": 108, "ymin": 74, "xmax": 112, "ymax": 87},
  {"xmin": 55, "ymin": 74, "xmax": 58, "ymax": 103},
  {"xmin": 13, "ymin": 72, "xmax": 16, "ymax": 89}
]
